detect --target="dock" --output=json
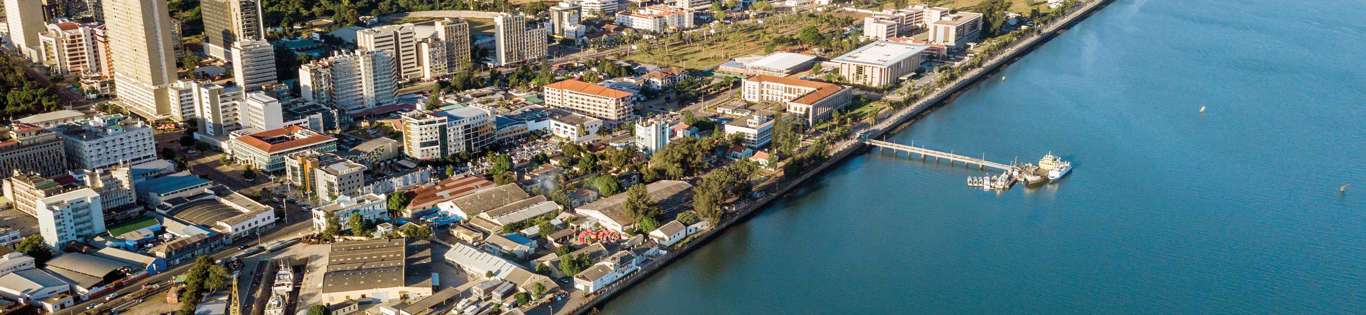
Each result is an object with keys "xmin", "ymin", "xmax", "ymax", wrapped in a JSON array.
[{"xmin": 865, "ymin": 139, "xmax": 1014, "ymax": 171}]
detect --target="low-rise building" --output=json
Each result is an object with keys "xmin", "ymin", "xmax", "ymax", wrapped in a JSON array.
[
  {"xmin": 576, "ymin": 180, "xmax": 692, "ymax": 233},
  {"xmin": 320, "ymin": 239, "xmax": 433, "ymax": 304},
  {"xmin": 311, "ymin": 194, "xmax": 388, "ymax": 233},
  {"xmin": 469, "ymin": 196, "xmax": 559, "ymax": 233},
  {"xmin": 648, "ymin": 220, "xmax": 687, "ymax": 246},
  {"xmin": 573, "ymin": 251, "xmax": 642, "ymax": 294},
  {"xmin": 402, "ymin": 175, "xmax": 494, "ymax": 217},
  {"xmin": 615, "ymin": 5, "xmax": 694, "ymax": 33},
  {"xmin": 135, "ymin": 174, "xmax": 212, "ymax": 207},
  {"xmin": 436, "ymin": 184, "xmax": 530, "ymax": 221},
  {"xmin": 723, "ymin": 115, "xmax": 775, "ymax": 149},
  {"xmin": 154, "ymin": 185, "xmax": 276, "ymax": 240},
  {"xmin": 314, "ymin": 159, "xmax": 367, "ymax": 203},
  {"xmin": 484, "ymin": 233, "xmax": 537, "ymax": 258},
  {"xmin": 0, "ymin": 269, "xmax": 71, "ymax": 309},
  {"xmin": 929, "ymin": 11, "xmax": 984, "ymax": 49},
  {"xmin": 348, "ymin": 137, "xmax": 402, "ymax": 165},
  {"xmin": 717, "ymin": 52, "xmax": 818, "ymax": 77},
  {"xmin": 231, "ymin": 125, "xmax": 338, "ymax": 172},
  {"xmin": 742, "ymin": 75, "xmax": 853, "ymax": 125},
  {"xmin": 0, "ymin": 253, "xmax": 36, "ymax": 274},
  {"xmin": 16, "ymin": 110, "xmax": 85, "ymax": 128},
  {"xmin": 831, "ymin": 41, "xmax": 929, "ymax": 88},
  {"xmin": 547, "ymin": 109, "xmax": 603, "ymax": 143}
]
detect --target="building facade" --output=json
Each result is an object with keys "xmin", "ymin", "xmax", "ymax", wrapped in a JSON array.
[
  {"xmin": 616, "ymin": 5, "xmax": 694, "ymax": 33},
  {"xmin": 37, "ymin": 20, "xmax": 100, "ymax": 77},
  {"xmin": 493, "ymin": 13, "xmax": 548, "ymax": 66},
  {"xmin": 56, "ymin": 117, "xmax": 157, "ymax": 170},
  {"xmin": 929, "ymin": 11, "xmax": 983, "ymax": 48},
  {"xmin": 633, "ymin": 118, "xmax": 671, "ymax": 155},
  {"xmin": 231, "ymin": 39, "xmax": 277, "ymax": 91},
  {"xmin": 398, "ymin": 107, "xmax": 494, "ymax": 161},
  {"xmin": 314, "ymin": 160, "xmax": 366, "ymax": 203},
  {"xmin": 231, "ymin": 125, "xmax": 338, "ymax": 172},
  {"xmin": 543, "ymin": 79, "xmax": 634, "ymax": 121},
  {"xmin": 0, "ymin": 125, "xmax": 68, "ymax": 178},
  {"xmin": 723, "ymin": 115, "xmax": 774, "ymax": 149},
  {"xmin": 201, "ymin": 0, "xmax": 265, "ymax": 60},
  {"xmin": 831, "ymin": 41, "xmax": 928, "ymax": 88},
  {"xmin": 299, "ymin": 50, "xmax": 398, "ymax": 113},
  {"xmin": 105, "ymin": 0, "xmax": 178, "ymax": 121},
  {"xmin": 741, "ymin": 75, "xmax": 853, "ymax": 125},
  {"xmin": 37, "ymin": 188, "xmax": 104, "ymax": 247},
  {"xmin": 5, "ymin": 0, "xmax": 47, "ymax": 61},
  {"xmin": 357, "ymin": 24, "xmax": 419, "ymax": 81},
  {"xmin": 240, "ymin": 92, "xmax": 284, "ymax": 131},
  {"xmin": 311, "ymin": 194, "xmax": 387, "ymax": 233}
]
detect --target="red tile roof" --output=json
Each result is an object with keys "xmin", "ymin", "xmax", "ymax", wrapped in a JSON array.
[
  {"xmin": 545, "ymin": 79, "xmax": 633, "ymax": 99},
  {"xmin": 405, "ymin": 175, "xmax": 496, "ymax": 212},
  {"xmin": 236, "ymin": 125, "xmax": 336, "ymax": 154},
  {"xmin": 748, "ymin": 75, "xmax": 846, "ymax": 105}
]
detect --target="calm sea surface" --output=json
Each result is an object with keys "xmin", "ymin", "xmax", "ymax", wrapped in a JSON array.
[{"xmin": 604, "ymin": 0, "xmax": 1366, "ymax": 313}]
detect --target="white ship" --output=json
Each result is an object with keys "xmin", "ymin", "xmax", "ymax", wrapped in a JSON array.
[{"xmin": 1039, "ymin": 153, "xmax": 1071, "ymax": 181}]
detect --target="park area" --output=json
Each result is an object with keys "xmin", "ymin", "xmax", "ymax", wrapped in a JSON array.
[
  {"xmin": 107, "ymin": 216, "xmax": 160, "ymax": 237},
  {"xmin": 625, "ymin": 13, "xmax": 859, "ymax": 70}
]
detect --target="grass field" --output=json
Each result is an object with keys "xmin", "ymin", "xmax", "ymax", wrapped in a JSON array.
[
  {"xmin": 626, "ymin": 14, "xmax": 851, "ymax": 70},
  {"xmin": 107, "ymin": 216, "xmax": 159, "ymax": 236}
]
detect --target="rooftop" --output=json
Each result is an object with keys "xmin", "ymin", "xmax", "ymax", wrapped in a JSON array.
[
  {"xmin": 578, "ymin": 180, "xmax": 693, "ymax": 226},
  {"xmin": 351, "ymin": 137, "xmax": 399, "ymax": 153},
  {"xmin": 548, "ymin": 109, "xmax": 599, "ymax": 126},
  {"xmin": 322, "ymin": 239, "xmax": 422, "ymax": 293},
  {"xmin": 16, "ymin": 110, "xmax": 85, "ymax": 125},
  {"xmin": 135, "ymin": 175, "xmax": 210, "ymax": 195},
  {"xmin": 236, "ymin": 125, "xmax": 336, "ymax": 154},
  {"xmin": 545, "ymin": 79, "xmax": 633, "ymax": 99},
  {"xmin": 832, "ymin": 41, "xmax": 930, "ymax": 67},
  {"xmin": 405, "ymin": 175, "xmax": 495, "ymax": 211},
  {"xmin": 450, "ymin": 184, "xmax": 531, "ymax": 217}
]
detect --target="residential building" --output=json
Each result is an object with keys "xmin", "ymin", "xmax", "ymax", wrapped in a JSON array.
[
  {"xmin": 240, "ymin": 92, "xmax": 284, "ymax": 131},
  {"xmin": 573, "ymin": 251, "xmax": 642, "ymax": 293},
  {"xmin": 167, "ymin": 80, "xmax": 199, "ymax": 122},
  {"xmin": 397, "ymin": 106, "xmax": 494, "ymax": 161},
  {"xmin": 616, "ymin": 5, "xmax": 694, "ymax": 33},
  {"xmin": 73, "ymin": 167, "xmax": 138, "ymax": 219},
  {"xmin": 230, "ymin": 125, "xmax": 338, "ymax": 172},
  {"xmin": 311, "ymin": 194, "xmax": 387, "ymax": 233},
  {"xmin": 723, "ymin": 114, "xmax": 774, "ymax": 149},
  {"xmin": 831, "ymin": 41, "xmax": 929, "ymax": 87},
  {"xmin": 549, "ymin": 3, "xmax": 584, "ymax": 39},
  {"xmin": 231, "ymin": 39, "xmax": 277, "ymax": 91},
  {"xmin": 363, "ymin": 165, "xmax": 432, "ymax": 196},
  {"xmin": 105, "ymin": 0, "xmax": 178, "ymax": 121},
  {"xmin": 579, "ymin": 0, "xmax": 621, "ymax": 17},
  {"xmin": 37, "ymin": 20, "xmax": 99, "ymax": 76},
  {"xmin": 0, "ymin": 124, "xmax": 68, "ymax": 178},
  {"xmin": 283, "ymin": 151, "xmax": 344, "ymax": 195},
  {"xmin": 576, "ymin": 180, "xmax": 692, "ymax": 233},
  {"xmin": 201, "ymin": 0, "xmax": 265, "ymax": 60},
  {"xmin": 37, "ymin": 188, "xmax": 104, "ymax": 247},
  {"xmin": 673, "ymin": 0, "xmax": 711, "ymax": 10},
  {"xmin": 547, "ymin": 109, "xmax": 603, "ymax": 143},
  {"xmin": 2, "ymin": 171, "xmax": 61, "ymax": 217},
  {"xmin": 417, "ymin": 18, "xmax": 472, "ymax": 81},
  {"xmin": 314, "ymin": 159, "xmax": 366, "ymax": 203},
  {"xmin": 56, "ymin": 116, "xmax": 156, "ymax": 170},
  {"xmin": 634, "ymin": 118, "xmax": 671, "ymax": 155},
  {"xmin": 741, "ymin": 75, "xmax": 853, "ymax": 125},
  {"xmin": 320, "ymin": 239, "xmax": 433, "ymax": 303},
  {"xmin": 357, "ymin": 24, "xmax": 420, "ymax": 81},
  {"xmin": 193, "ymin": 82, "xmax": 246, "ymax": 139},
  {"xmin": 544, "ymin": 79, "xmax": 634, "ymax": 120},
  {"xmin": 5, "ymin": 0, "xmax": 47, "ymax": 61},
  {"xmin": 929, "ymin": 11, "xmax": 984, "ymax": 48},
  {"xmin": 493, "ymin": 13, "xmax": 548, "ymax": 66},
  {"xmin": 299, "ymin": 50, "xmax": 398, "ymax": 113},
  {"xmin": 717, "ymin": 52, "xmax": 818, "ymax": 77}
]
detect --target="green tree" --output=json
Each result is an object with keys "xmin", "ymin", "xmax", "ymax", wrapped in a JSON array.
[
  {"xmin": 623, "ymin": 184, "xmax": 660, "ymax": 232},
  {"xmin": 349, "ymin": 214, "xmax": 366, "ymax": 237},
  {"xmin": 400, "ymin": 223, "xmax": 432, "ymax": 240},
  {"xmin": 15, "ymin": 236, "xmax": 52, "ymax": 267},
  {"xmin": 515, "ymin": 292, "xmax": 530, "ymax": 305},
  {"xmin": 387, "ymin": 192, "xmax": 412, "ymax": 212},
  {"xmin": 589, "ymin": 175, "xmax": 621, "ymax": 195},
  {"xmin": 308, "ymin": 305, "xmax": 330, "ymax": 315},
  {"xmin": 322, "ymin": 211, "xmax": 340, "ymax": 241},
  {"xmin": 797, "ymin": 26, "xmax": 823, "ymax": 48},
  {"xmin": 533, "ymin": 282, "xmax": 547, "ymax": 299},
  {"xmin": 677, "ymin": 211, "xmax": 700, "ymax": 225}
]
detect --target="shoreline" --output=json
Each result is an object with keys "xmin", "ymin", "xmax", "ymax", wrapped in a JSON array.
[{"xmin": 562, "ymin": 1, "xmax": 1114, "ymax": 313}]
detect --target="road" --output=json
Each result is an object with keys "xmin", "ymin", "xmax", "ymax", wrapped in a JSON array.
[{"xmin": 63, "ymin": 218, "xmax": 313, "ymax": 314}]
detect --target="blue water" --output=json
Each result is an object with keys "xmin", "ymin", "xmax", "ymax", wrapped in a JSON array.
[{"xmin": 603, "ymin": 0, "xmax": 1366, "ymax": 313}]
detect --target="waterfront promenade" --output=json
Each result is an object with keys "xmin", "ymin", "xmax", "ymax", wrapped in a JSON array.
[{"xmin": 559, "ymin": 0, "xmax": 1112, "ymax": 313}]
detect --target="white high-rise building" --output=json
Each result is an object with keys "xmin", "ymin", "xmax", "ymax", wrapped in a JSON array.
[
  {"xmin": 299, "ymin": 50, "xmax": 398, "ymax": 113},
  {"xmin": 231, "ymin": 39, "xmax": 277, "ymax": 91},
  {"xmin": 398, "ymin": 106, "xmax": 494, "ymax": 160},
  {"xmin": 5, "ymin": 0, "xmax": 47, "ymax": 61},
  {"xmin": 106, "ymin": 0, "xmax": 178, "ymax": 121},
  {"xmin": 357, "ymin": 24, "xmax": 420, "ymax": 81},
  {"xmin": 36, "ymin": 188, "xmax": 104, "ymax": 248},
  {"xmin": 580, "ymin": 0, "xmax": 621, "ymax": 17},
  {"xmin": 417, "ymin": 19, "xmax": 472, "ymax": 81},
  {"xmin": 634, "ymin": 118, "xmax": 671, "ymax": 155},
  {"xmin": 201, "ymin": 0, "xmax": 265, "ymax": 60},
  {"xmin": 193, "ymin": 82, "xmax": 245, "ymax": 138},
  {"xmin": 494, "ymin": 14, "xmax": 548, "ymax": 66},
  {"xmin": 56, "ymin": 116, "xmax": 157, "ymax": 170},
  {"xmin": 240, "ymin": 92, "xmax": 283, "ymax": 131},
  {"xmin": 550, "ymin": 3, "xmax": 584, "ymax": 39},
  {"xmin": 168, "ymin": 80, "xmax": 199, "ymax": 122}
]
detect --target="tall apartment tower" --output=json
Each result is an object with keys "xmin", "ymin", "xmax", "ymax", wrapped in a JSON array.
[
  {"xmin": 231, "ymin": 39, "xmax": 277, "ymax": 91},
  {"xmin": 201, "ymin": 0, "xmax": 265, "ymax": 60},
  {"xmin": 193, "ymin": 82, "xmax": 245, "ymax": 138},
  {"xmin": 299, "ymin": 50, "xmax": 398, "ymax": 113},
  {"xmin": 105, "ymin": 0, "xmax": 178, "ymax": 121},
  {"xmin": 37, "ymin": 188, "xmax": 104, "ymax": 247},
  {"xmin": 357, "ymin": 24, "xmax": 419, "ymax": 81},
  {"xmin": 418, "ymin": 19, "xmax": 471, "ymax": 81},
  {"xmin": 37, "ymin": 20, "xmax": 99, "ymax": 76},
  {"xmin": 5, "ymin": 0, "xmax": 47, "ymax": 61},
  {"xmin": 494, "ymin": 14, "xmax": 547, "ymax": 66}
]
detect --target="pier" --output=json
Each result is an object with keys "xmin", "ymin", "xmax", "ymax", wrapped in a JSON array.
[{"xmin": 865, "ymin": 139, "xmax": 1014, "ymax": 171}]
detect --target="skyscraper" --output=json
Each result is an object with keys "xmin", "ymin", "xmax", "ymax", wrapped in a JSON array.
[
  {"xmin": 357, "ymin": 24, "xmax": 419, "ymax": 81},
  {"xmin": 5, "ymin": 0, "xmax": 47, "ymax": 61},
  {"xmin": 201, "ymin": 0, "xmax": 265, "ymax": 60},
  {"xmin": 231, "ymin": 39, "xmax": 277, "ymax": 91},
  {"xmin": 494, "ymin": 13, "xmax": 548, "ymax": 67},
  {"xmin": 105, "ymin": 0, "xmax": 178, "ymax": 121}
]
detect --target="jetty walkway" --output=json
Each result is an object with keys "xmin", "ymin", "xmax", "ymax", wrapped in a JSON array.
[{"xmin": 865, "ymin": 139, "xmax": 1013, "ymax": 171}]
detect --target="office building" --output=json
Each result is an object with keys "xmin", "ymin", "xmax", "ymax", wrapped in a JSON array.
[
  {"xmin": 580, "ymin": 0, "xmax": 620, "ymax": 17},
  {"xmin": 167, "ymin": 80, "xmax": 201, "ymax": 123},
  {"xmin": 929, "ymin": 11, "xmax": 983, "ymax": 48},
  {"xmin": 231, "ymin": 125, "xmax": 337, "ymax": 172},
  {"xmin": 73, "ymin": 167, "xmax": 137, "ymax": 218},
  {"xmin": 0, "ymin": 125, "xmax": 67, "ymax": 178},
  {"xmin": 201, "ymin": 0, "xmax": 264, "ymax": 60},
  {"xmin": 493, "ymin": 13, "xmax": 547, "ymax": 66},
  {"xmin": 831, "ymin": 41, "xmax": 928, "ymax": 87},
  {"xmin": 357, "ymin": 24, "xmax": 419, "ymax": 81},
  {"xmin": 547, "ymin": 109, "xmax": 603, "ymax": 143},
  {"xmin": 544, "ymin": 79, "xmax": 634, "ymax": 121},
  {"xmin": 398, "ymin": 106, "xmax": 494, "ymax": 161},
  {"xmin": 299, "ymin": 50, "xmax": 398, "ymax": 113},
  {"xmin": 634, "ymin": 118, "xmax": 671, "ymax": 155},
  {"xmin": 36, "ymin": 20, "xmax": 98, "ymax": 76},
  {"xmin": 861, "ymin": 6, "xmax": 930, "ymax": 40},
  {"xmin": 742, "ymin": 75, "xmax": 852, "ymax": 125},
  {"xmin": 724, "ymin": 115, "xmax": 774, "ymax": 149},
  {"xmin": 193, "ymin": 82, "xmax": 245, "ymax": 139},
  {"xmin": 6, "ymin": 0, "xmax": 47, "ymax": 61},
  {"xmin": 36, "ymin": 188, "xmax": 104, "ymax": 247},
  {"xmin": 231, "ymin": 39, "xmax": 277, "ymax": 91},
  {"xmin": 56, "ymin": 116, "xmax": 156, "ymax": 170},
  {"xmin": 313, "ymin": 159, "xmax": 366, "ymax": 203},
  {"xmin": 550, "ymin": 3, "xmax": 584, "ymax": 39},
  {"xmin": 240, "ymin": 92, "xmax": 283, "ymax": 132},
  {"xmin": 105, "ymin": 0, "xmax": 178, "ymax": 121}
]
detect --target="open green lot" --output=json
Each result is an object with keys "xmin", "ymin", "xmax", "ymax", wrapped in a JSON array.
[{"xmin": 107, "ymin": 216, "xmax": 159, "ymax": 236}]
